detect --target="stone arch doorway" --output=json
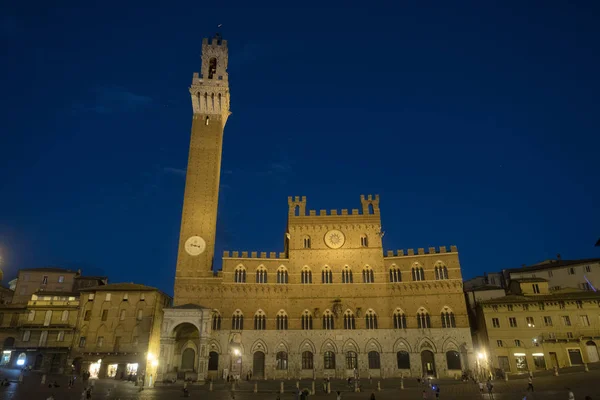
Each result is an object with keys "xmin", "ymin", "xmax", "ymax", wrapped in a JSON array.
[
  {"xmin": 421, "ymin": 350, "xmax": 436, "ymax": 376},
  {"xmin": 586, "ymin": 341, "xmax": 599, "ymax": 363},
  {"xmin": 181, "ymin": 348, "xmax": 195, "ymax": 371},
  {"xmin": 72, "ymin": 357, "xmax": 83, "ymax": 374},
  {"xmin": 253, "ymin": 351, "xmax": 265, "ymax": 379},
  {"xmin": 173, "ymin": 322, "xmax": 200, "ymax": 377}
]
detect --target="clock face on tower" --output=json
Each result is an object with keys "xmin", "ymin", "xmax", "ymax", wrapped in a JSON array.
[
  {"xmin": 324, "ymin": 229, "xmax": 345, "ymax": 249},
  {"xmin": 184, "ymin": 236, "xmax": 206, "ymax": 256}
]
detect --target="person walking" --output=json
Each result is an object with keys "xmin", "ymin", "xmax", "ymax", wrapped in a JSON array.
[
  {"xmin": 370, "ymin": 393, "xmax": 376, "ymax": 400},
  {"xmin": 527, "ymin": 376, "xmax": 534, "ymax": 392},
  {"xmin": 435, "ymin": 386, "xmax": 440, "ymax": 399},
  {"xmin": 568, "ymin": 388, "xmax": 575, "ymax": 400},
  {"xmin": 336, "ymin": 390, "xmax": 342, "ymax": 400},
  {"xmin": 486, "ymin": 379, "xmax": 494, "ymax": 399},
  {"xmin": 478, "ymin": 381, "xmax": 484, "ymax": 393}
]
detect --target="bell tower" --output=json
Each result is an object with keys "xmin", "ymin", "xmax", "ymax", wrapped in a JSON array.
[{"xmin": 174, "ymin": 34, "xmax": 230, "ymax": 303}]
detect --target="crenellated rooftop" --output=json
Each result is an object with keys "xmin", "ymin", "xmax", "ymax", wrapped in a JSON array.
[{"xmin": 384, "ymin": 246, "xmax": 458, "ymax": 258}]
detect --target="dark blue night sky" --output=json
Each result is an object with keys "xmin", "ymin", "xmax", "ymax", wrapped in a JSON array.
[{"xmin": 1, "ymin": 1, "xmax": 599, "ymax": 295}]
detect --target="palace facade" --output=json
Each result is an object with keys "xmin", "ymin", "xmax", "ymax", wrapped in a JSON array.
[{"xmin": 157, "ymin": 34, "xmax": 475, "ymax": 382}]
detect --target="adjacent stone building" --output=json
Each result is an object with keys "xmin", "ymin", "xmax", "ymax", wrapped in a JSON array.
[
  {"xmin": 157, "ymin": 34, "xmax": 475, "ymax": 383},
  {"xmin": 0, "ymin": 267, "xmax": 105, "ymax": 371},
  {"xmin": 73, "ymin": 283, "xmax": 171, "ymax": 381},
  {"xmin": 475, "ymin": 278, "xmax": 600, "ymax": 376}
]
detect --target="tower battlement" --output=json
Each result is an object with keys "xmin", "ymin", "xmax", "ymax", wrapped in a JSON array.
[{"xmin": 288, "ymin": 195, "xmax": 380, "ymax": 218}]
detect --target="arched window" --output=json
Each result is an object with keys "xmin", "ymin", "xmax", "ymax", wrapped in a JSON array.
[
  {"xmin": 254, "ymin": 310, "xmax": 266, "ymax": 330},
  {"xmin": 301, "ymin": 310, "xmax": 313, "ymax": 330},
  {"xmin": 302, "ymin": 351, "xmax": 313, "ymax": 369},
  {"xmin": 276, "ymin": 266, "xmax": 288, "ymax": 284},
  {"xmin": 324, "ymin": 351, "xmax": 336, "ymax": 369},
  {"xmin": 303, "ymin": 236, "xmax": 311, "ymax": 249},
  {"xmin": 435, "ymin": 263, "xmax": 449, "ymax": 280},
  {"xmin": 360, "ymin": 235, "xmax": 368, "ymax": 247},
  {"xmin": 412, "ymin": 265, "xmax": 425, "ymax": 281},
  {"xmin": 368, "ymin": 203, "xmax": 374, "ymax": 214},
  {"xmin": 276, "ymin": 310, "xmax": 288, "ymax": 330},
  {"xmin": 389, "ymin": 266, "xmax": 401, "ymax": 283},
  {"xmin": 231, "ymin": 310, "xmax": 244, "ymax": 330},
  {"xmin": 446, "ymin": 350, "xmax": 462, "ymax": 370},
  {"xmin": 362, "ymin": 266, "xmax": 374, "ymax": 283},
  {"xmin": 301, "ymin": 266, "xmax": 313, "ymax": 284},
  {"xmin": 365, "ymin": 309, "xmax": 378, "ymax": 329},
  {"xmin": 256, "ymin": 266, "xmax": 268, "ymax": 284},
  {"xmin": 212, "ymin": 313, "xmax": 222, "ymax": 330},
  {"xmin": 294, "ymin": 205, "xmax": 300, "ymax": 216},
  {"xmin": 234, "ymin": 266, "xmax": 246, "ymax": 283},
  {"xmin": 441, "ymin": 308, "xmax": 456, "ymax": 328},
  {"xmin": 393, "ymin": 309, "xmax": 407, "ymax": 329},
  {"xmin": 396, "ymin": 351, "xmax": 410, "ymax": 369},
  {"xmin": 208, "ymin": 57, "xmax": 217, "ymax": 79},
  {"xmin": 61, "ymin": 310, "xmax": 69, "ymax": 322},
  {"xmin": 368, "ymin": 351, "xmax": 380, "ymax": 369},
  {"xmin": 346, "ymin": 351, "xmax": 358, "ymax": 369},
  {"xmin": 417, "ymin": 309, "xmax": 431, "ymax": 329},
  {"xmin": 322, "ymin": 267, "xmax": 333, "ymax": 284},
  {"xmin": 342, "ymin": 266, "xmax": 353, "ymax": 284},
  {"xmin": 276, "ymin": 351, "xmax": 288, "ymax": 370},
  {"xmin": 322, "ymin": 310, "xmax": 334, "ymax": 330},
  {"xmin": 343, "ymin": 310, "xmax": 356, "ymax": 330}
]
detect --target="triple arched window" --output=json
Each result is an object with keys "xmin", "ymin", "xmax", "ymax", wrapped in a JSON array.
[
  {"xmin": 412, "ymin": 266, "xmax": 425, "ymax": 281},
  {"xmin": 360, "ymin": 235, "xmax": 368, "ymax": 247},
  {"xmin": 365, "ymin": 309, "xmax": 378, "ymax": 329},
  {"xmin": 435, "ymin": 264, "xmax": 449, "ymax": 280},
  {"xmin": 343, "ymin": 310, "xmax": 356, "ymax": 330},
  {"xmin": 393, "ymin": 309, "xmax": 407, "ymax": 329},
  {"xmin": 276, "ymin": 351, "xmax": 288, "ymax": 370},
  {"xmin": 389, "ymin": 266, "xmax": 402, "ymax": 283},
  {"xmin": 302, "ymin": 351, "xmax": 313, "ymax": 369},
  {"xmin": 276, "ymin": 267, "xmax": 288, "ymax": 284},
  {"xmin": 254, "ymin": 310, "xmax": 266, "ymax": 330},
  {"xmin": 301, "ymin": 310, "xmax": 313, "ymax": 330},
  {"xmin": 322, "ymin": 310, "xmax": 334, "ymax": 330},
  {"xmin": 441, "ymin": 310, "xmax": 456, "ymax": 328},
  {"xmin": 256, "ymin": 266, "xmax": 268, "ymax": 284},
  {"xmin": 417, "ymin": 310, "xmax": 431, "ymax": 329},
  {"xmin": 342, "ymin": 266, "xmax": 353, "ymax": 283},
  {"xmin": 362, "ymin": 266, "xmax": 375, "ymax": 283},
  {"xmin": 231, "ymin": 310, "xmax": 244, "ymax": 330},
  {"xmin": 301, "ymin": 267, "xmax": 312, "ymax": 284},
  {"xmin": 276, "ymin": 310, "xmax": 288, "ymax": 330},
  {"xmin": 234, "ymin": 267, "xmax": 246, "ymax": 283},
  {"xmin": 322, "ymin": 267, "xmax": 333, "ymax": 284}
]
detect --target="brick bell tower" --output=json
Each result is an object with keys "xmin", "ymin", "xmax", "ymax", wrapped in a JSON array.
[{"xmin": 173, "ymin": 34, "xmax": 230, "ymax": 303}]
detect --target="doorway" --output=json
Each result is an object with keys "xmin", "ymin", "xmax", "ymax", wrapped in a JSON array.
[
  {"xmin": 586, "ymin": 341, "xmax": 599, "ymax": 363},
  {"xmin": 253, "ymin": 351, "xmax": 265, "ymax": 379},
  {"xmin": 181, "ymin": 348, "xmax": 196, "ymax": 371},
  {"xmin": 549, "ymin": 352, "xmax": 558, "ymax": 368},
  {"xmin": 421, "ymin": 350, "xmax": 436, "ymax": 376}
]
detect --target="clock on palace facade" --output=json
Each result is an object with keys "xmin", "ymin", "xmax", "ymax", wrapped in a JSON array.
[{"xmin": 324, "ymin": 229, "xmax": 345, "ymax": 249}]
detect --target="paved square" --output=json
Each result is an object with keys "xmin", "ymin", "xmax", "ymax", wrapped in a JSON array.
[{"xmin": 0, "ymin": 368, "xmax": 597, "ymax": 400}]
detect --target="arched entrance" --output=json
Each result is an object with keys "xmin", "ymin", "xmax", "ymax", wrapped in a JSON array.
[
  {"xmin": 586, "ymin": 341, "xmax": 599, "ymax": 363},
  {"xmin": 253, "ymin": 351, "xmax": 265, "ymax": 379},
  {"xmin": 173, "ymin": 323, "xmax": 200, "ymax": 379},
  {"xmin": 421, "ymin": 350, "xmax": 436, "ymax": 376},
  {"xmin": 208, "ymin": 352, "xmax": 219, "ymax": 371},
  {"xmin": 181, "ymin": 349, "xmax": 195, "ymax": 371}
]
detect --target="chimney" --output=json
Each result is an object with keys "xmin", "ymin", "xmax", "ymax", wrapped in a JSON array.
[{"xmin": 556, "ymin": 254, "xmax": 561, "ymax": 260}]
